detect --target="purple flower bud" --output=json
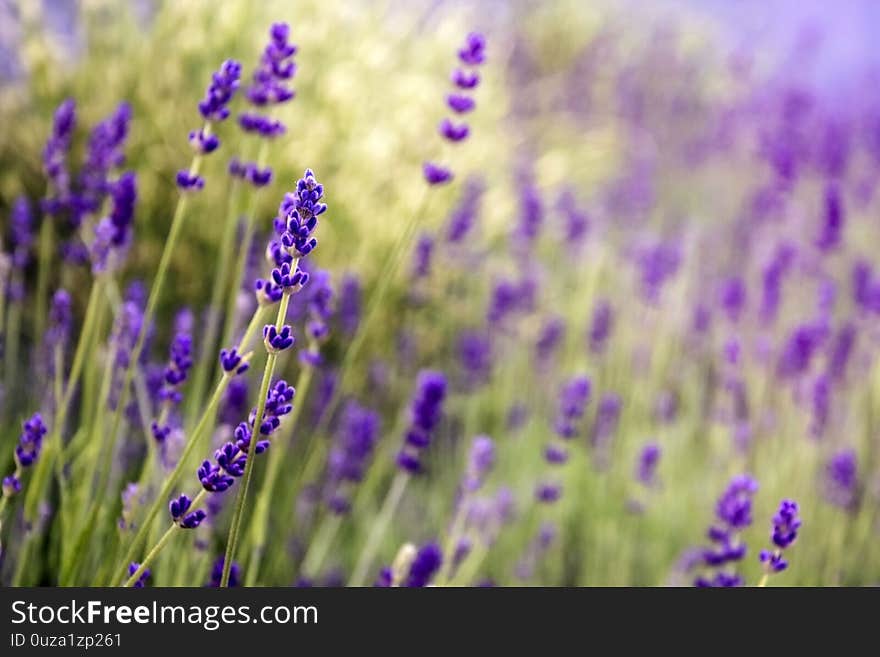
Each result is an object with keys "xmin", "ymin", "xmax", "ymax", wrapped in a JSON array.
[
  {"xmin": 2, "ymin": 475, "xmax": 21, "ymax": 497},
  {"xmin": 463, "ymin": 435, "xmax": 495, "ymax": 492},
  {"xmin": 219, "ymin": 347, "xmax": 249, "ymax": 375},
  {"xmin": 445, "ymin": 176, "xmax": 484, "ymax": 244},
  {"xmin": 198, "ymin": 59, "xmax": 242, "ymax": 122},
  {"xmin": 189, "ymin": 129, "xmax": 220, "ymax": 154},
  {"xmin": 396, "ymin": 370, "xmax": 447, "ymax": 474},
  {"xmin": 423, "ymin": 161, "xmax": 453, "ymax": 185},
  {"xmin": 451, "ymin": 69, "xmax": 480, "ymax": 89},
  {"xmin": 554, "ymin": 376, "xmax": 591, "ymax": 439},
  {"xmin": 636, "ymin": 442, "xmax": 661, "ymax": 487},
  {"xmin": 412, "ymin": 232, "xmax": 434, "ymax": 278},
  {"xmin": 457, "ymin": 32, "xmax": 486, "ymax": 66},
  {"xmin": 127, "ymin": 562, "xmax": 151, "ymax": 588},
  {"xmin": 198, "ymin": 460, "xmax": 235, "ymax": 493},
  {"xmin": 447, "ymin": 94, "xmax": 476, "ymax": 114},
  {"xmin": 816, "ymin": 182, "xmax": 844, "ymax": 252},
  {"xmin": 770, "ymin": 499, "xmax": 801, "ymax": 549},
  {"xmin": 176, "ymin": 170, "xmax": 205, "ymax": 191},
  {"xmin": 263, "ymin": 324, "xmax": 295, "ymax": 352},
  {"xmin": 588, "ymin": 300, "xmax": 613, "ymax": 354},
  {"xmin": 824, "ymin": 449, "xmax": 858, "ymax": 511},
  {"xmin": 246, "ymin": 23, "xmax": 297, "ymax": 108},
  {"xmin": 405, "ymin": 542, "xmax": 442, "ymax": 587},
  {"xmin": 439, "ymin": 118, "xmax": 470, "ymax": 142},
  {"xmin": 238, "ymin": 112, "xmax": 286, "ymax": 138}
]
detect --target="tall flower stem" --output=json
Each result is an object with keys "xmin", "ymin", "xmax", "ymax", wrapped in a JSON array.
[
  {"xmin": 121, "ymin": 488, "xmax": 208, "ymax": 588},
  {"xmin": 300, "ymin": 513, "xmax": 343, "ymax": 579},
  {"xmin": 109, "ymin": 351, "xmax": 253, "ymax": 585},
  {"xmin": 244, "ymin": 361, "xmax": 314, "ymax": 586},
  {"xmin": 349, "ymin": 470, "xmax": 410, "ymax": 586},
  {"xmin": 34, "ymin": 218, "xmax": 54, "ymax": 340},
  {"xmin": 188, "ymin": 179, "xmax": 243, "ymax": 425},
  {"xmin": 96, "ymin": 123, "xmax": 210, "ymax": 498},
  {"xmin": 220, "ymin": 289, "xmax": 292, "ymax": 587},
  {"xmin": 3, "ymin": 281, "xmax": 23, "ymax": 411},
  {"xmin": 220, "ymin": 140, "xmax": 272, "ymax": 349},
  {"xmin": 21, "ymin": 278, "xmax": 103, "ymax": 524}
]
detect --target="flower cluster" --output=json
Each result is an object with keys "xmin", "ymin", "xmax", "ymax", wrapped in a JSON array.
[
  {"xmin": 178, "ymin": 60, "xmax": 241, "ymax": 190},
  {"xmin": 170, "ymin": 380, "xmax": 294, "ymax": 525},
  {"xmin": 298, "ymin": 269, "xmax": 334, "ymax": 366},
  {"xmin": 326, "ymin": 402, "xmax": 380, "ymax": 514},
  {"xmin": 2, "ymin": 413, "xmax": 48, "ymax": 498},
  {"xmin": 423, "ymin": 32, "xmax": 487, "ymax": 185},
  {"xmin": 694, "ymin": 475, "xmax": 758, "ymax": 587},
  {"xmin": 278, "ymin": 169, "xmax": 327, "ymax": 258},
  {"xmin": 396, "ymin": 370, "xmax": 448, "ymax": 474},
  {"xmin": 150, "ymin": 310, "xmax": 194, "ymax": 444},
  {"xmin": 759, "ymin": 499, "xmax": 802, "ymax": 576},
  {"xmin": 405, "ymin": 542, "xmax": 443, "ymax": 587}
]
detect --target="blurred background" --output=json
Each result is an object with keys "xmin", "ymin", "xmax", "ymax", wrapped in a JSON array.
[{"xmin": 1, "ymin": 0, "xmax": 879, "ymax": 586}]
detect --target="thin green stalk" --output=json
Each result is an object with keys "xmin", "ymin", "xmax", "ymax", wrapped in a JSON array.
[
  {"xmin": 4, "ymin": 284, "xmax": 23, "ymax": 408},
  {"xmin": 220, "ymin": 140, "xmax": 271, "ymax": 349},
  {"xmin": 220, "ymin": 289, "xmax": 292, "ymax": 587},
  {"xmin": 348, "ymin": 470, "xmax": 410, "ymax": 586},
  {"xmin": 121, "ymin": 490, "xmax": 207, "ymax": 588},
  {"xmin": 34, "ymin": 218, "xmax": 54, "ymax": 340},
  {"xmin": 22, "ymin": 279, "xmax": 103, "ymax": 524},
  {"xmin": 188, "ymin": 180, "xmax": 243, "ymax": 425},
  {"xmin": 244, "ymin": 362, "xmax": 314, "ymax": 586},
  {"xmin": 435, "ymin": 499, "xmax": 469, "ymax": 585},
  {"xmin": 110, "ymin": 370, "xmax": 236, "ymax": 585},
  {"xmin": 300, "ymin": 514, "xmax": 343, "ymax": 579}
]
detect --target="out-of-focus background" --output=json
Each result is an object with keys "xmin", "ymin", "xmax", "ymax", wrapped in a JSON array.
[{"xmin": 1, "ymin": 0, "xmax": 879, "ymax": 586}]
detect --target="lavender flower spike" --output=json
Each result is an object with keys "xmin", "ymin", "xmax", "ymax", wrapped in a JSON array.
[
  {"xmin": 396, "ymin": 370, "xmax": 448, "ymax": 474},
  {"xmin": 198, "ymin": 59, "xmax": 242, "ymax": 122},
  {"xmin": 759, "ymin": 499, "xmax": 802, "ymax": 579}
]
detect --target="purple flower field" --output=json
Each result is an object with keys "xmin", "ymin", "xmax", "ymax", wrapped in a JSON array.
[{"xmin": 0, "ymin": 1, "xmax": 877, "ymax": 587}]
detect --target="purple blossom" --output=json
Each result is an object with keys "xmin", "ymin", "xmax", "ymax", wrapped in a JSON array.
[
  {"xmin": 463, "ymin": 435, "xmax": 495, "ymax": 493},
  {"xmin": 816, "ymin": 182, "xmax": 844, "ymax": 252},
  {"xmin": 397, "ymin": 370, "xmax": 447, "ymax": 474},
  {"xmin": 457, "ymin": 329, "xmax": 492, "ymax": 388},
  {"xmin": 534, "ymin": 316, "xmax": 566, "ymax": 367},
  {"xmin": 326, "ymin": 402, "xmax": 380, "ymax": 514},
  {"xmin": 219, "ymin": 348, "xmax": 249, "ymax": 375},
  {"xmin": 405, "ymin": 542, "xmax": 443, "ymax": 587},
  {"xmin": 445, "ymin": 176, "xmax": 484, "ymax": 244},
  {"xmin": 423, "ymin": 162, "xmax": 453, "ymax": 185},
  {"xmin": 245, "ymin": 23, "xmax": 297, "ymax": 107},
  {"xmin": 263, "ymin": 324, "xmax": 295, "ymax": 352},
  {"xmin": 824, "ymin": 449, "xmax": 858, "ymax": 511},
  {"xmin": 636, "ymin": 442, "xmax": 661, "ymax": 487},
  {"xmin": 169, "ymin": 494, "xmax": 206, "ymax": 529},
  {"xmin": 554, "ymin": 376, "xmax": 591, "ymax": 439},
  {"xmin": 198, "ymin": 59, "xmax": 242, "ymax": 122},
  {"xmin": 412, "ymin": 232, "xmax": 434, "ymax": 278},
  {"xmin": 280, "ymin": 169, "xmax": 327, "ymax": 258},
  {"xmin": 127, "ymin": 562, "xmax": 150, "ymax": 588},
  {"xmin": 338, "ymin": 274, "xmax": 361, "ymax": 336},
  {"xmin": 42, "ymin": 98, "xmax": 76, "ymax": 199},
  {"xmin": 587, "ymin": 300, "xmax": 613, "ymax": 354}
]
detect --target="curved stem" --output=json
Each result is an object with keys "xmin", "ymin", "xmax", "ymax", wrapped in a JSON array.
[
  {"xmin": 220, "ymin": 290, "xmax": 291, "ymax": 587},
  {"xmin": 110, "ymin": 371, "xmax": 233, "ymax": 584},
  {"xmin": 188, "ymin": 179, "xmax": 243, "ymax": 425},
  {"xmin": 348, "ymin": 471, "xmax": 410, "ymax": 586},
  {"xmin": 220, "ymin": 140, "xmax": 271, "ymax": 350},
  {"xmin": 120, "ymin": 489, "xmax": 208, "ymax": 587},
  {"xmin": 244, "ymin": 362, "xmax": 314, "ymax": 586}
]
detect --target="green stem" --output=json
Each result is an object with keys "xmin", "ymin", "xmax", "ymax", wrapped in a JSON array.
[
  {"xmin": 220, "ymin": 290, "xmax": 291, "ymax": 587},
  {"xmin": 22, "ymin": 279, "xmax": 103, "ymax": 524},
  {"xmin": 757, "ymin": 573, "xmax": 769, "ymax": 587},
  {"xmin": 435, "ymin": 498, "xmax": 469, "ymax": 586},
  {"xmin": 4, "ymin": 284, "xmax": 23, "ymax": 409},
  {"xmin": 220, "ymin": 140, "xmax": 271, "ymax": 349},
  {"xmin": 121, "ymin": 482, "xmax": 200, "ymax": 590},
  {"xmin": 110, "ymin": 371, "xmax": 235, "ymax": 585},
  {"xmin": 188, "ymin": 180, "xmax": 243, "ymax": 425},
  {"xmin": 244, "ymin": 362, "xmax": 314, "ymax": 586},
  {"xmin": 348, "ymin": 470, "xmax": 410, "ymax": 586},
  {"xmin": 300, "ymin": 514, "xmax": 343, "ymax": 579},
  {"xmin": 34, "ymin": 217, "xmax": 54, "ymax": 340}
]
